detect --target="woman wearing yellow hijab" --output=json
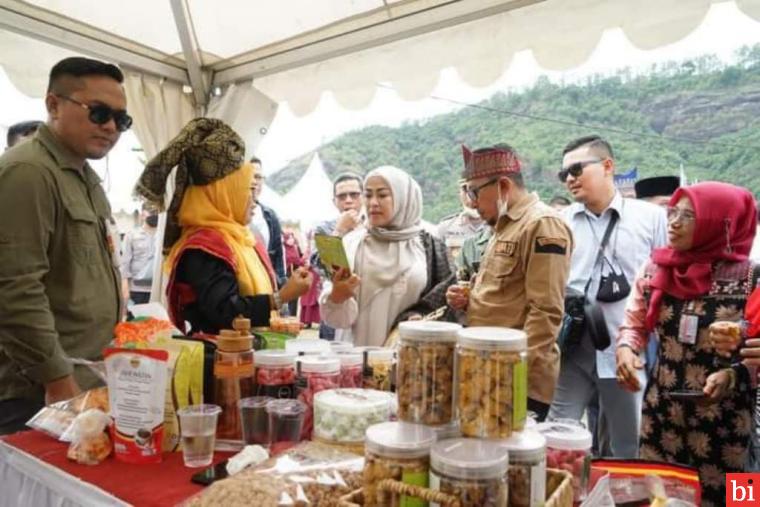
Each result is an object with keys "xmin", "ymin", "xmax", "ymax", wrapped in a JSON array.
[{"xmin": 136, "ymin": 119, "xmax": 312, "ymax": 334}]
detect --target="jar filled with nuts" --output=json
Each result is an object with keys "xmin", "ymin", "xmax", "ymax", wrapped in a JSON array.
[
  {"xmin": 397, "ymin": 321, "xmax": 461, "ymax": 426},
  {"xmin": 364, "ymin": 421, "xmax": 437, "ymax": 507},
  {"xmin": 456, "ymin": 327, "xmax": 527, "ymax": 439},
  {"xmin": 357, "ymin": 347, "xmax": 395, "ymax": 392},
  {"xmin": 537, "ymin": 421, "xmax": 592, "ymax": 503},
  {"xmin": 501, "ymin": 430, "xmax": 546, "ymax": 507},
  {"xmin": 430, "ymin": 438, "xmax": 509, "ymax": 507}
]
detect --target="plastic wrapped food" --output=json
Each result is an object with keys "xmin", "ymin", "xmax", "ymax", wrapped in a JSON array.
[
  {"xmin": 538, "ymin": 421, "xmax": 592, "ymax": 502},
  {"xmin": 502, "ymin": 430, "xmax": 547, "ymax": 507},
  {"xmin": 65, "ymin": 409, "xmax": 113, "ymax": 465},
  {"xmin": 186, "ymin": 442, "xmax": 364, "ymax": 507},
  {"xmin": 296, "ymin": 356, "xmax": 341, "ymax": 439},
  {"xmin": 313, "ymin": 389, "xmax": 392, "ymax": 443},
  {"xmin": 430, "ymin": 438, "xmax": 509, "ymax": 507},
  {"xmin": 363, "ymin": 422, "xmax": 436, "ymax": 507},
  {"xmin": 270, "ymin": 316, "xmax": 303, "ymax": 335},
  {"xmin": 397, "ymin": 321, "xmax": 460, "ymax": 426},
  {"xmin": 254, "ymin": 350, "xmax": 296, "ymax": 399},
  {"xmin": 337, "ymin": 352, "xmax": 364, "ymax": 388},
  {"xmin": 27, "ymin": 387, "xmax": 109, "ymax": 441},
  {"xmin": 357, "ymin": 347, "xmax": 395, "ymax": 392},
  {"xmin": 456, "ymin": 327, "xmax": 527, "ymax": 438},
  {"xmin": 113, "ymin": 317, "xmax": 173, "ymax": 347}
]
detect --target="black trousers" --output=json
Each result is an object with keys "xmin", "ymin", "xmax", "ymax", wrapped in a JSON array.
[
  {"xmin": 129, "ymin": 291, "xmax": 151, "ymax": 305},
  {"xmin": 0, "ymin": 395, "xmax": 45, "ymax": 436}
]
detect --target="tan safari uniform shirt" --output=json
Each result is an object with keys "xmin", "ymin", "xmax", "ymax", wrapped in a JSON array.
[
  {"xmin": 467, "ymin": 192, "xmax": 572, "ymax": 404},
  {"xmin": 0, "ymin": 125, "xmax": 122, "ymax": 402}
]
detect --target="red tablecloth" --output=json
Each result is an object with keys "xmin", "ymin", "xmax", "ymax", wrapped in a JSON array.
[{"xmin": 1, "ymin": 430, "xmax": 231, "ymax": 506}]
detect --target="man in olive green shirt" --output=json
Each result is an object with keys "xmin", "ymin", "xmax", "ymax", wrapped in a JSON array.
[{"xmin": 0, "ymin": 57, "xmax": 131, "ymax": 434}]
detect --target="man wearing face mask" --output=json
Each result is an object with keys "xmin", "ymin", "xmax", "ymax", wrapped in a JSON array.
[
  {"xmin": 446, "ymin": 144, "xmax": 572, "ymax": 421},
  {"xmin": 437, "ymin": 181, "xmax": 485, "ymax": 264},
  {"xmin": 121, "ymin": 202, "xmax": 159, "ymax": 305}
]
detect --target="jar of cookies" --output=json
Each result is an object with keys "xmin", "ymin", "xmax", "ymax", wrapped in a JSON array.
[
  {"xmin": 430, "ymin": 438, "xmax": 509, "ymax": 507},
  {"xmin": 502, "ymin": 430, "xmax": 546, "ymax": 507},
  {"xmin": 357, "ymin": 347, "xmax": 395, "ymax": 392},
  {"xmin": 314, "ymin": 388, "xmax": 392, "ymax": 444},
  {"xmin": 397, "ymin": 321, "xmax": 461, "ymax": 426},
  {"xmin": 364, "ymin": 422, "xmax": 437, "ymax": 507},
  {"xmin": 456, "ymin": 327, "xmax": 527, "ymax": 439}
]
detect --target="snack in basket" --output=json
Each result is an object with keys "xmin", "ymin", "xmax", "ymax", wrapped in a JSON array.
[
  {"xmin": 430, "ymin": 438, "xmax": 509, "ymax": 507},
  {"xmin": 364, "ymin": 422, "xmax": 436, "ymax": 507},
  {"xmin": 456, "ymin": 328, "xmax": 527, "ymax": 439}
]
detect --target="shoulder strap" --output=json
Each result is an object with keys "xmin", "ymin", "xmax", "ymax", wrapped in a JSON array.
[{"xmin": 584, "ymin": 213, "xmax": 619, "ymax": 295}]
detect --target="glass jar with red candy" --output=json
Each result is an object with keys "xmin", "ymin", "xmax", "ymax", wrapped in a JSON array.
[{"xmin": 254, "ymin": 350, "xmax": 296, "ymax": 400}]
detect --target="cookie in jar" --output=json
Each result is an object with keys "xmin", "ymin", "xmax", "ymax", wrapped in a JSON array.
[
  {"xmin": 502, "ymin": 430, "xmax": 546, "ymax": 507},
  {"xmin": 363, "ymin": 422, "xmax": 436, "ymax": 507},
  {"xmin": 456, "ymin": 327, "xmax": 527, "ymax": 439},
  {"xmin": 397, "ymin": 321, "xmax": 461, "ymax": 426}
]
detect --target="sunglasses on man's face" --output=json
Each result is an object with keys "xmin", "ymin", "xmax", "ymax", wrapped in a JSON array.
[
  {"xmin": 57, "ymin": 95, "xmax": 133, "ymax": 132},
  {"xmin": 558, "ymin": 158, "xmax": 602, "ymax": 183},
  {"xmin": 335, "ymin": 191, "xmax": 361, "ymax": 201}
]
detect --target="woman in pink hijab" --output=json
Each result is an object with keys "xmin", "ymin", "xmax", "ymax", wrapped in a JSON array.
[{"xmin": 616, "ymin": 182, "xmax": 758, "ymax": 506}]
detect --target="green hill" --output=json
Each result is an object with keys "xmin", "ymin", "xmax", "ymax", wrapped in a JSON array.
[{"xmin": 269, "ymin": 46, "xmax": 760, "ymax": 222}]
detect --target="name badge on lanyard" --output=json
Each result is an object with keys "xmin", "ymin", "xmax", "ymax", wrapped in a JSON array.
[{"xmin": 678, "ymin": 313, "xmax": 699, "ymax": 345}]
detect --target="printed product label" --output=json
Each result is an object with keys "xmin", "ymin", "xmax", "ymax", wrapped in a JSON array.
[
  {"xmin": 401, "ymin": 469, "xmax": 429, "ymax": 507},
  {"xmin": 513, "ymin": 360, "xmax": 528, "ymax": 427}
]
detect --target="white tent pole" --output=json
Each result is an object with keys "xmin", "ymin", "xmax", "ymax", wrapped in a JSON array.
[
  {"xmin": 169, "ymin": 0, "xmax": 209, "ymax": 112},
  {"xmin": 0, "ymin": 0, "xmax": 188, "ymax": 83}
]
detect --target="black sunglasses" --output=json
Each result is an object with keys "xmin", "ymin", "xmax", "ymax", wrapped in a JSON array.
[
  {"xmin": 57, "ymin": 95, "xmax": 133, "ymax": 132},
  {"xmin": 465, "ymin": 177, "xmax": 499, "ymax": 202},
  {"xmin": 558, "ymin": 159, "xmax": 602, "ymax": 183}
]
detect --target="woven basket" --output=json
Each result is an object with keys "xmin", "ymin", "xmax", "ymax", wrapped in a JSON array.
[{"xmin": 339, "ymin": 469, "xmax": 573, "ymax": 507}]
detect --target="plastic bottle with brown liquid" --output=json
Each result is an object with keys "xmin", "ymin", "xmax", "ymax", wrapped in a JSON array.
[{"xmin": 214, "ymin": 317, "xmax": 255, "ymax": 441}]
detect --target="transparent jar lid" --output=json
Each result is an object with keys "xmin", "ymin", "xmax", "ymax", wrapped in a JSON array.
[
  {"xmin": 365, "ymin": 422, "xmax": 436, "ymax": 459},
  {"xmin": 501, "ymin": 430, "xmax": 547, "ymax": 463},
  {"xmin": 536, "ymin": 421, "xmax": 592, "ymax": 451},
  {"xmin": 315, "ymin": 388, "xmax": 393, "ymax": 415},
  {"xmin": 457, "ymin": 327, "xmax": 527, "ymax": 352},
  {"xmin": 330, "ymin": 341, "xmax": 354, "ymax": 353},
  {"xmin": 355, "ymin": 346, "xmax": 394, "ymax": 362},
  {"xmin": 432, "ymin": 423, "xmax": 461, "ymax": 441},
  {"xmin": 297, "ymin": 355, "xmax": 340, "ymax": 374},
  {"xmin": 255, "ymin": 350, "xmax": 296, "ymax": 367},
  {"xmin": 398, "ymin": 321, "xmax": 462, "ymax": 343},
  {"xmin": 335, "ymin": 351, "xmax": 363, "ymax": 367},
  {"xmin": 431, "ymin": 438, "xmax": 509, "ymax": 480},
  {"xmin": 285, "ymin": 338, "xmax": 331, "ymax": 355}
]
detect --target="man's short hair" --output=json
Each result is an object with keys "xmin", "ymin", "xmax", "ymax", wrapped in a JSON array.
[
  {"xmin": 550, "ymin": 195, "xmax": 571, "ymax": 207},
  {"xmin": 250, "ymin": 156, "xmax": 262, "ymax": 166},
  {"xmin": 333, "ymin": 172, "xmax": 363, "ymax": 196},
  {"xmin": 562, "ymin": 135, "xmax": 615, "ymax": 160},
  {"xmin": 47, "ymin": 57, "xmax": 124, "ymax": 96},
  {"xmin": 6, "ymin": 120, "xmax": 43, "ymax": 147}
]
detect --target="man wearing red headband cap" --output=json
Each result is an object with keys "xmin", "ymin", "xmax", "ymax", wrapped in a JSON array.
[{"xmin": 446, "ymin": 144, "xmax": 572, "ymax": 420}]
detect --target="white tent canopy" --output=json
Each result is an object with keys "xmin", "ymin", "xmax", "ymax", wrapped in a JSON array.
[{"xmin": 3, "ymin": 0, "xmax": 760, "ymax": 134}]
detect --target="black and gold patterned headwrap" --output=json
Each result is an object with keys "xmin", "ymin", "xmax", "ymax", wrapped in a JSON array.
[{"xmin": 134, "ymin": 118, "xmax": 245, "ymax": 252}]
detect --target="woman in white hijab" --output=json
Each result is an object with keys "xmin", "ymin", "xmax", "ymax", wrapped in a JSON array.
[{"xmin": 320, "ymin": 166, "xmax": 452, "ymax": 346}]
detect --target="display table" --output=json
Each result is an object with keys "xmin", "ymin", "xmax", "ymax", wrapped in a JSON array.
[{"xmin": 0, "ymin": 431, "xmax": 230, "ymax": 507}]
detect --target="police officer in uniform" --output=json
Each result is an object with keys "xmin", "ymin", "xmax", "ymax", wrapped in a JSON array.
[
  {"xmin": 437, "ymin": 180, "xmax": 485, "ymax": 264},
  {"xmin": 446, "ymin": 144, "xmax": 572, "ymax": 420}
]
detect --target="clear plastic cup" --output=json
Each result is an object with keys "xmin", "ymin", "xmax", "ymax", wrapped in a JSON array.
[
  {"xmin": 239, "ymin": 396, "xmax": 273, "ymax": 446},
  {"xmin": 177, "ymin": 404, "xmax": 222, "ymax": 467},
  {"xmin": 267, "ymin": 399, "xmax": 306, "ymax": 454}
]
